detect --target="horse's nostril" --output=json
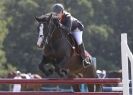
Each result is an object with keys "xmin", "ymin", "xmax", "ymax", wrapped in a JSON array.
[
  {"xmin": 39, "ymin": 35, "xmax": 44, "ymax": 37},
  {"xmin": 37, "ymin": 43, "xmax": 43, "ymax": 48}
]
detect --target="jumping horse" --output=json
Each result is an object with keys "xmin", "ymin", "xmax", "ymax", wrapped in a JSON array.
[{"xmin": 35, "ymin": 13, "xmax": 101, "ymax": 92}]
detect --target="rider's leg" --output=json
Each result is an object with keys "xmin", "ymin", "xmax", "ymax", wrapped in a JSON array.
[{"xmin": 71, "ymin": 28, "xmax": 91, "ymax": 64}]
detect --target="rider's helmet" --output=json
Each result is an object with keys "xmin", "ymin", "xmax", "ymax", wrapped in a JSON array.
[{"xmin": 52, "ymin": 3, "xmax": 64, "ymax": 14}]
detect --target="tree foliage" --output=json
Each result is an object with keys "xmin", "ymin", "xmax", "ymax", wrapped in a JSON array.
[{"xmin": 0, "ymin": 0, "xmax": 133, "ymax": 76}]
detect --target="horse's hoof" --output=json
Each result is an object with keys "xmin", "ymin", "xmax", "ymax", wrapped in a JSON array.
[
  {"xmin": 44, "ymin": 69, "xmax": 54, "ymax": 76},
  {"xmin": 48, "ymin": 69, "xmax": 54, "ymax": 74},
  {"xmin": 58, "ymin": 73, "xmax": 65, "ymax": 77},
  {"xmin": 62, "ymin": 69, "xmax": 69, "ymax": 75},
  {"xmin": 57, "ymin": 69, "xmax": 69, "ymax": 77},
  {"xmin": 77, "ymin": 73, "xmax": 83, "ymax": 78}
]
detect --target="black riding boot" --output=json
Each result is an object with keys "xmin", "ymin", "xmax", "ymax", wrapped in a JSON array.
[{"xmin": 79, "ymin": 43, "xmax": 91, "ymax": 65}]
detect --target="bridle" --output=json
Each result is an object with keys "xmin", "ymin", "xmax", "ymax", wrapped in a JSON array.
[
  {"xmin": 42, "ymin": 15, "xmax": 57, "ymax": 47},
  {"xmin": 41, "ymin": 14, "xmax": 74, "ymax": 49}
]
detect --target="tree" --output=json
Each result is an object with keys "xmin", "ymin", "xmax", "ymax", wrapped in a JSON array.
[
  {"xmin": 0, "ymin": 0, "xmax": 16, "ymax": 77},
  {"xmin": 1, "ymin": 0, "xmax": 133, "ymax": 74}
]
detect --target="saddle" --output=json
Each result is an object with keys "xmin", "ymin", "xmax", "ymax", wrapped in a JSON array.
[
  {"xmin": 67, "ymin": 34, "xmax": 91, "ymax": 58},
  {"xmin": 66, "ymin": 34, "xmax": 79, "ymax": 54}
]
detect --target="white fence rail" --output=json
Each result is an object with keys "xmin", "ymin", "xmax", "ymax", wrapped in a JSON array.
[{"xmin": 121, "ymin": 33, "xmax": 133, "ymax": 95}]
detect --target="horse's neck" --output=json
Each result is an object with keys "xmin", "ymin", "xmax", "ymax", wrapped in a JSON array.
[
  {"xmin": 44, "ymin": 30, "xmax": 71, "ymax": 56},
  {"xmin": 49, "ymin": 30, "xmax": 66, "ymax": 46},
  {"xmin": 52, "ymin": 30, "xmax": 63, "ymax": 39}
]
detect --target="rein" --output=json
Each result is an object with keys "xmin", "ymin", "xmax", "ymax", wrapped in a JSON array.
[
  {"xmin": 43, "ymin": 19, "xmax": 56, "ymax": 47},
  {"xmin": 43, "ymin": 16, "xmax": 74, "ymax": 49}
]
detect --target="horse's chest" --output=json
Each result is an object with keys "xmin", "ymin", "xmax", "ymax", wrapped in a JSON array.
[{"xmin": 44, "ymin": 43, "xmax": 63, "ymax": 56}]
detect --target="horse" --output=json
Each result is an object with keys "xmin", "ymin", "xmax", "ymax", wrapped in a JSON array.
[
  {"xmin": 35, "ymin": 13, "xmax": 101, "ymax": 92},
  {"xmin": 7, "ymin": 71, "xmax": 43, "ymax": 91}
]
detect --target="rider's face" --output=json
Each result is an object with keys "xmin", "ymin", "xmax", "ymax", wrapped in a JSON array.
[{"xmin": 56, "ymin": 11, "xmax": 63, "ymax": 19}]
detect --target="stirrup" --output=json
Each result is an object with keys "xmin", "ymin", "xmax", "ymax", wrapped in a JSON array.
[
  {"xmin": 82, "ymin": 57, "xmax": 92, "ymax": 68},
  {"xmin": 86, "ymin": 56, "xmax": 92, "ymax": 64},
  {"xmin": 84, "ymin": 59, "xmax": 90, "ymax": 64},
  {"xmin": 84, "ymin": 58, "xmax": 91, "ymax": 65}
]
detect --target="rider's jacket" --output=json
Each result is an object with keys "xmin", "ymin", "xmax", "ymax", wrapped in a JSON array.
[{"xmin": 60, "ymin": 11, "xmax": 84, "ymax": 33}]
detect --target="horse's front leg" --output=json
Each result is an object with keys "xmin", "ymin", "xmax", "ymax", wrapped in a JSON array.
[
  {"xmin": 39, "ymin": 55, "xmax": 55, "ymax": 76},
  {"xmin": 54, "ymin": 57, "xmax": 69, "ymax": 77}
]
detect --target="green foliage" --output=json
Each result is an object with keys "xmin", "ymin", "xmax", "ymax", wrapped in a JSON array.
[
  {"xmin": 0, "ymin": 0, "xmax": 133, "ymax": 75},
  {"xmin": 97, "ymin": 56, "xmax": 119, "ymax": 70},
  {"xmin": 0, "ymin": 1, "xmax": 15, "ymax": 77},
  {"xmin": 89, "ymin": 24, "xmax": 113, "ymax": 40}
]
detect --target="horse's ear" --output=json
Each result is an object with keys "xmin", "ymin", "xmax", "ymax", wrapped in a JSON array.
[
  {"xmin": 34, "ymin": 16, "xmax": 41, "ymax": 22},
  {"xmin": 34, "ymin": 15, "xmax": 46, "ymax": 22},
  {"xmin": 47, "ymin": 14, "xmax": 52, "ymax": 22}
]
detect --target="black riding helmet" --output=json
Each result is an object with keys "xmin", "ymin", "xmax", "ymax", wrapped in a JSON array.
[{"xmin": 52, "ymin": 3, "xmax": 64, "ymax": 14}]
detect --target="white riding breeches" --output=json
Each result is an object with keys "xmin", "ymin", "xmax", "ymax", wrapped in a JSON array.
[{"xmin": 71, "ymin": 28, "xmax": 83, "ymax": 45}]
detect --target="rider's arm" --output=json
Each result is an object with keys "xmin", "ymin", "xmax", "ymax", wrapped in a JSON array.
[{"xmin": 59, "ymin": 15, "xmax": 72, "ymax": 33}]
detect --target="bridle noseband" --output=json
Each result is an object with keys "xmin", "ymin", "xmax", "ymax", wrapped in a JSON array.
[
  {"xmin": 43, "ymin": 16, "xmax": 57, "ymax": 47},
  {"xmin": 42, "ymin": 15, "xmax": 73, "ymax": 49}
]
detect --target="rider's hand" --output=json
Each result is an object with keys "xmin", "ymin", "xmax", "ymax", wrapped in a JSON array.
[{"xmin": 53, "ymin": 19, "xmax": 60, "ymax": 27}]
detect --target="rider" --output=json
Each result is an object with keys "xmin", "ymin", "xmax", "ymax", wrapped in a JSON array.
[{"xmin": 51, "ymin": 3, "xmax": 91, "ymax": 65}]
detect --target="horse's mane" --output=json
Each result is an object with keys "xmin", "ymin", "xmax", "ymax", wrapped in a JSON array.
[{"xmin": 37, "ymin": 12, "xmax": 58, "ymax": 20}]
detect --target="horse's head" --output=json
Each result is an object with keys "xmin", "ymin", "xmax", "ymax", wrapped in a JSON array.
[{"xmin": 35, "ymin": 13, "xmax": 59, "ymax": 48}]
